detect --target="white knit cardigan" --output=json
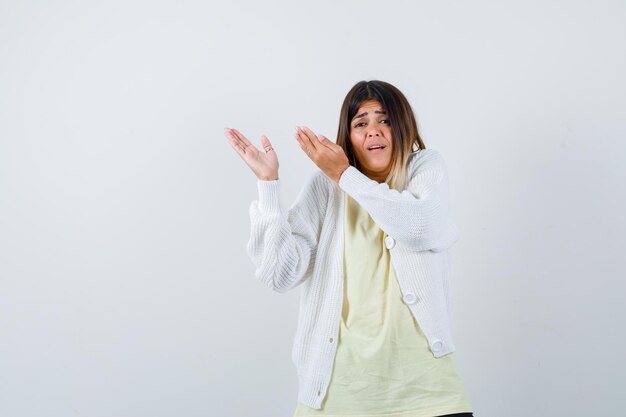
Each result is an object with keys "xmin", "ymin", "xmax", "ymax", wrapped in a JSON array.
[{"xmin": 246, "ymin": 148, "xmax": 461, "ymax": 409}]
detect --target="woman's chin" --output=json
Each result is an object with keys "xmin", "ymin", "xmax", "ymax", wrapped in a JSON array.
[
  {"xmin": 362, "ymin": 159, "xmax": 390, "ymax": 171},
  {"xmin": 360, "ymin": 162, "xmax": 390, "ymax": 177}
]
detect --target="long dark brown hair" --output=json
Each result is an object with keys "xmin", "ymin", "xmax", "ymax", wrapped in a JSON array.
[{"xmin": 336, "ymin": 80, "xmax": 425, "ymax": 191}]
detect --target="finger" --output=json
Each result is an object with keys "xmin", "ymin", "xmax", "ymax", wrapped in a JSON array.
[
  {"xmin": 227, "ymin": 128, "xmax": 259, "ymax": 159},
  {"xmin": 294, "ymin": 131, "xmax": 313, "ymax": 158},
  {"xmin": 231, "ymin": 128, "xmax": 256, "ymax": 151},
  {"xmin": 318, "ymin": 134, "xmax": 340, "ymax": 152},
  {"xmin": 297, "ymin": 126, "xmax": 320, "ymax": 151},
  {"xmin": 260, "ymin": 135, "xmax": 277, "ymax": 155},
  {"xmin": 224, "ymin": 127, "xmax": 236, "ymax": 141},
  {"xmin": 224, "ymin": 128, "xmax": 247, "ymax": 150},
  {"xmin": 301, "ymin": 127, "xmax": 336, "ymax": 154},
  {"xmin": 294, "ymin": 132, "xmax": 307, "ymax": 153},
  {"xmin": 227, "ymin": 135, "xmax": 248, "ymax": 158}
]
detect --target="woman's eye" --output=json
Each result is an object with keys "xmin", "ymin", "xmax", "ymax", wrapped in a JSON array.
[
  {"xmin": 354, "ymin": 122, "xmax": 366, "ymax": 128},
  {"xmin": 380, "ymin": 119, "xmax": 390, "ymax": 124}
]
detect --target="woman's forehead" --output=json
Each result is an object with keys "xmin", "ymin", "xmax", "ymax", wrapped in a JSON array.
[{"xmin": 357, "ymin": 99, "xmax": 383, "ymax": 111}]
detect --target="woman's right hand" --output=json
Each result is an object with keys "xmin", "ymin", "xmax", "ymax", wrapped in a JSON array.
[{"xmin": 224, "ymin": 127, "xmax": 279, "ymax": 181}]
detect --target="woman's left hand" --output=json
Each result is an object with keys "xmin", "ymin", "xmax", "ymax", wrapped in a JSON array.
[{"xmin": 295, "ymin": 126, "xmax": 351, "ymax": 184}]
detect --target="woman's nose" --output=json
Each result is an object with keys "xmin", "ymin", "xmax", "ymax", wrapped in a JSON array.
[{"xmin": 367, "ymin": 126, "xmax": 382, "ymax": 137}]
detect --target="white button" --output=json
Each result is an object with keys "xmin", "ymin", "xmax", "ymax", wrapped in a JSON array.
[
  {"xmin": 329, "ymin": 337, "xmax": 334, "ymax": 343},
  {"xmin": 431, "ymin": 340, "xmax": 443, "ymax": 352},
  {"xmin": 384, "ymin": 235, "xmax": 395, "ymax": 249},
  {"xmin": 403, "ymin": 292, "xmax": 417, "ymax": 304}
]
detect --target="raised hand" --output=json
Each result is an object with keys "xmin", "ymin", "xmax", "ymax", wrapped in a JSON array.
[
  {"xmin": 225, "ymin": 127, "xmax": 279, "ymax": 181},
  {"xmin": 295, "ymin": 126, "xmax": 350, "ymax": 183}
]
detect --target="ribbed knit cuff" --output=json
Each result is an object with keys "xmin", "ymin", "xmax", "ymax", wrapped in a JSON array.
[{"xmin": 257, "ymin": 179, "xmax": 281, "ymax": 213}]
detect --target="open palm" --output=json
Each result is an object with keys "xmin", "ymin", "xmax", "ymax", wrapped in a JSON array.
[{"xmin": 224, "ymin": 128, "xmax": 279, "ymax": 181}]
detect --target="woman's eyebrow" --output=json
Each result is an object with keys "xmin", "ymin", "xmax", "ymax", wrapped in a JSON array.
[{"xmin": 352, "ymin": 110, "xmax": 387, "ymax": 121}]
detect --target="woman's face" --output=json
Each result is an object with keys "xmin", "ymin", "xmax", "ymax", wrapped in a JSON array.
[{"xmin": 349, "ymin": 99, "xmax": 393, "ymax": 182}]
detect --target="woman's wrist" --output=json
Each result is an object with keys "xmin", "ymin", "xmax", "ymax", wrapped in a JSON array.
[
  {"xmin": 257, "ymin": 171, "xmax": 279, "ymax": 181},
  {"xmin": 337, "ymin": 165, "xmax": 350, "ymax": 182}
]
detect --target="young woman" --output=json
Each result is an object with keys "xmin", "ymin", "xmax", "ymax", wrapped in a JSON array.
[{"xmin": 225, "ymin": 80, "xmax": 474, "ymax": 417}]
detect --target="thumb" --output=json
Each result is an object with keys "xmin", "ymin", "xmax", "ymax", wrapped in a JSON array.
[
  {"xmin": 317, "ymin": 134, "xmax": 337, "ymax": 148},
  {"xmin": 260, "ymin": 134, "xmax": 272, "ymax": 148}
]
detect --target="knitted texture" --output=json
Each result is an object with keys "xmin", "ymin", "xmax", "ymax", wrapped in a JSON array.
[{"xmin": 246, "ymin": 148, "xmax": 461, "ymax": 409}]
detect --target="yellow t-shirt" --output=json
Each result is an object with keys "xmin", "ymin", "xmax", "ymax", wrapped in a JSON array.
[{"xmin": 293, "ymin": 193, "xmax": 473, "ymax": 417}]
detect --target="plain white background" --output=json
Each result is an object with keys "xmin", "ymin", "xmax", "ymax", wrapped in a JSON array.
[{"xmin": 1, "ymin": 1, "xmax": 625, "ymax": 416}]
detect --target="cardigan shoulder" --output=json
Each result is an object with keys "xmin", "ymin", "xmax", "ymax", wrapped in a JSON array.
[
  {"xmin": 407, "ymin": 148, "xmax": 446, "ymax": 174},
  {"xmin": 307, "ymin": 169, "xmax": 336, "ymax": 196},
  {"xmin": 289, "ymin": 169, "xmax": 335, "ymax": 219}
]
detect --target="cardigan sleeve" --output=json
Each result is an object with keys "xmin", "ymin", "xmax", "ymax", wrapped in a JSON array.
[
  {"xmin": 246, "ymin": 173, "xmax": 326, "ymax": 293},
  {"xmin": 338, "ymin": 149, "xmax": 460, "ymax": 252}
]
